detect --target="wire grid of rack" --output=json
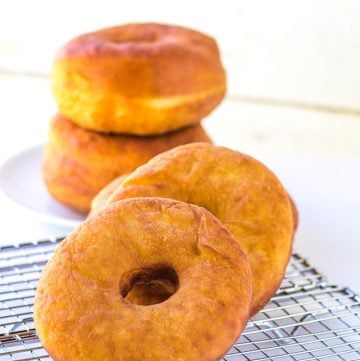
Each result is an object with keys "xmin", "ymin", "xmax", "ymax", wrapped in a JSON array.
[{"xmin": 0, "ymin": 237, "xmax": 359, "ymax": 360}]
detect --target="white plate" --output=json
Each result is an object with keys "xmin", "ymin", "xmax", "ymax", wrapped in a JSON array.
[{"xmin": 0, "ymin": 145, "xmax": 86, "ymax": 228}]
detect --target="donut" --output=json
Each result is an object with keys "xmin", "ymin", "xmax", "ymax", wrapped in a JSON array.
[
  {"xmin": 101, "ymin": 143, "xmax": 294, "ymax": 315},
  {"xmin": 42, "ymin": 114, "xmax": 211, "ymax": 213},
  {"xmin": 34, "ymin": 197, "xmax": 252, "ymax": 361},
  {"xmin": 51, "ymin": 23, "xmax": 226, "ymax": 135}
]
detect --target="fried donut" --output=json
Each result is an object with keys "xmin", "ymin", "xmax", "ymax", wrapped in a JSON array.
[
  {"xmin": 51, "ymin": 23, "xmax": 226, "ymax": 135},
  {"xmin": 42, "ymin": 114, "xmax": 211, "ymax": 213},
  {"xmin": 34, "ymin": 197, "xmax": 252, "ymax": 361},
  {"xmin": 102, "ymin": 143, "xmax": 294, "ymax": 315}
]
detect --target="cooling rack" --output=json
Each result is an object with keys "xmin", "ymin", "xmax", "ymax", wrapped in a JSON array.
[{"xmin": 0, "ymin": 237, "xmax": 359, "ymax": 360}]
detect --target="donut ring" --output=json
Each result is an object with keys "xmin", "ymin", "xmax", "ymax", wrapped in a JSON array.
[
  {"xmin": 42, "ymin": 114, "xmax": 211, "ymax": 213},
  {"xmin": 34, "ymin": 197, "xmax": 252, "ymax": 361},
  {"xmin": 103, "ymin": 143, "xmax": 294, "ymax": 315},
  {"xmin": 51, "ymin": 23, "xmax": 226, "ymax": 135}
]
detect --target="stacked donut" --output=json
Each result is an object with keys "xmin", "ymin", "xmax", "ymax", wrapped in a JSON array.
[
  {"xmin": 35, "ymin": 23, "xmax": 298, "ymax": 361},
  {"xmin": 43, "ymin": 23, "xmax": 226, "ymax": 213}
]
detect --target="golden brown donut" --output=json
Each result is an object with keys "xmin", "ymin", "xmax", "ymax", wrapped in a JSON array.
[
  {"xmin": 51, "ymin": 23, "xmax": 226, "ymax": 135},
  {"xmin": 34, "ymin": 197, "xmax": 252, "ymax": 361},
  {"xmin": 42, "ymin": 114, "xmax": 211, "ymax": 213},
  {"xmin": 103, "ymin": 143, "xmax": 294, "ymax": 315}
]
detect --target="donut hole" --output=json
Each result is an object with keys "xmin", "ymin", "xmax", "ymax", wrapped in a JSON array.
[{"xmin": 120, "ymin": 265, "xmax": 179, "ymax": 305}]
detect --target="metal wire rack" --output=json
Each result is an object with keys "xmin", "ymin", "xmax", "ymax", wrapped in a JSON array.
[{"xmin": 0, "ymin": 237, "xmax": 359, "ymax": 361}]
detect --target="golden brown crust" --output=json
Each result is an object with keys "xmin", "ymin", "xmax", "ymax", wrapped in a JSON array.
[
  {"xmin": 51, "ymin": 23, "xmax": 226, "ymax": 135},
  {"xmin": 34, "ymin": 197, "xmax": 252, "ymax": 361},
  {"xmin": 103, "ymin": 143, "xmax": 294, "ymax": 315},
  {"xmin": 288, "ymin": 194, "xmax": 299, "ymax": 232},
  {"xmin": 42, "ymin": 114, "xmax": 211, "ymax": 213}
]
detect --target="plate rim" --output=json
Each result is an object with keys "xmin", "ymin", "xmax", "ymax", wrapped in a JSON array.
[{"xmin": 0, "ymin": 144, "xmax": 85, "ymax": 229}]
